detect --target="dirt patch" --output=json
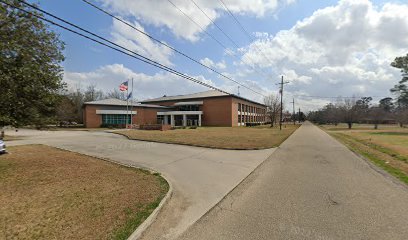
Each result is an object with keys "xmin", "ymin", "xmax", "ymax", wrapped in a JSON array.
[{"xmin": 0, "ymin": 145, "xmax": 168, "ymax": 240}]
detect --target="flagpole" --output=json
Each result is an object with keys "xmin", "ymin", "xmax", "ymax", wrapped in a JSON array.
[
  {"xmin": 131, "ymin": 77, "xmax": 134, "ymax": 128},
  {"xmin": 126, "ymin": 79, "xmax": 129, "ymax": 129}
]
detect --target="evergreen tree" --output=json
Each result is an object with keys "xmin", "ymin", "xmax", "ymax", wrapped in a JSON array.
[{"xmin": 0, "ymin": 0, "xmax": 65, "ymax": 127}]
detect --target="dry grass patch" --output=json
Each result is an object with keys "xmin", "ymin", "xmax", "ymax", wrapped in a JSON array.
[
  {"xmin": 0, "ymin": 145, "xmax": 168, "ymax": 240},
  {"xmin": 118, "ymin": 124, "xmax": 300, "ymax": 150}
]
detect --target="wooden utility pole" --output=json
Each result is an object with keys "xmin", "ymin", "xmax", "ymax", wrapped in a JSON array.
[
  {"xmin": 298, "ymin": 107, "xmax": 301, "ymax": 123},
  {"xmin": 290, "ymin": 98, "xmax": 295, "ymax": 125},
  {"xmin": 277, "ymin": 76, "xmax": 289, "ymax": 130}
]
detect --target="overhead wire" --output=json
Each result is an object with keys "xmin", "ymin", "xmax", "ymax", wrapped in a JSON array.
[
  {"xmin": 4, "ymin": 0, "xmax": 229, "ymax": 94},
  {"xmin": 79, "ymin": 0, "xmax": 266, "ymax": 97},
  {"xmin": 166, "ymin": 0, "xmax": 272, "ymax": 80}
]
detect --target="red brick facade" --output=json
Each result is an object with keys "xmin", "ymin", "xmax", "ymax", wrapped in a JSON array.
[{"xmin": 83, "ymin": 94, "xmax": 266, "ymax": 128}]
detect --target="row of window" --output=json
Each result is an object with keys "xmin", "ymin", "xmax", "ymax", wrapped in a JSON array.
[
  {"xmin": 101, "ymin": 114, "xmax": 131, "ymax": 125},
  {"xmin": 239, "ymin": 114, "xmax": 265, "ymax": 123},
  {"xmin": 238, "ymin": 103, "xmax": 265, "ymax": 115}
]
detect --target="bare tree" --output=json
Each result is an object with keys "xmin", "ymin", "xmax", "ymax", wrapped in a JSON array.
[
  {"xmin": 84, "ymin": 84, "xmax": 104, "ymax": 102},
  {"xmin": 341, "ymin": 97, "xmax": 358, "ymax": 129},
  {"xmin": 264, "ymin": 94, "xmax": 281, "ymax": 127},
  {"xmin": 106, "ymin": 88, "xmax": 126, "ymax": 100},
  {"xmin": 369, "ymin": 106, "xmax": 387, "ymax": 129}
]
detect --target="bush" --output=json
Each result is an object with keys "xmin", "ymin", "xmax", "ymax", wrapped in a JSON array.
[{"xmin": 189, "ymin": 126, "xmax": 197, "ymax": 129}]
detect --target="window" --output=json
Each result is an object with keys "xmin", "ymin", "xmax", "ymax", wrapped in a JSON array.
[
  {"xmin": 102, "ymin": 114, "xmax": 130, "ymax": 125},
  {"xmin": 157, "ymin": 115, "xmax": 164, "ymax": 124},
  {"xmin": 238, "ymin": 103, "xmax": 241, "ymax": 111},
  {"xmin": 178, "ymin": 105, "xmax": 199, "ymax": 111}
]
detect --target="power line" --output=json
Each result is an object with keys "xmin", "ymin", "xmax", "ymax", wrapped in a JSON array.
[
  {"xmin": 188, "ymin": 0, "xmax": 272, "ymax": 81},
  {"xmin": 190, "ymin": 0, "xmax": 239, "ymax": 49},
  {"xmin": 81, "ymin": 0, "xmax": 266, "ymax": 97},
  {"xmin": 167, "ymin": 0, "xmax": 228, "ymax": 50},
  {"xmin": 166, "ymin": 0, "xmax": 272, "ymax": 81},
  {"xmin": 5, "ymin": 0, "xmax": 229, "ymax": 94},
  {"xmin": 218, "ymin": 0, "xmax": 276, "ymax": 73}
]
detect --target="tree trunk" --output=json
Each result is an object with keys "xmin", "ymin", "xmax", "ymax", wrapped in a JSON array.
[
  {"xmin": 374, "ymin": 123, "xmax": 378, "ymax": 129},
  {"xmin": 347, "ymin": 122, "xmax": 352, "ymax": 129}
]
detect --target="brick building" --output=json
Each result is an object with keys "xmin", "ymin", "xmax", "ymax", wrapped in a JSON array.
[{"xmin": 83, "ymin": 90, "xmax": 267, "ymax": 128}]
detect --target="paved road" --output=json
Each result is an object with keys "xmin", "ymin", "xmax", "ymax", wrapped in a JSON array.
[
  {"xmin": 6, "ymin": 129, "xmax": 274, "ymax": 239},
  {"xmin": 180, "ymin": 122, "xmax": 408, "ymax": 240}
]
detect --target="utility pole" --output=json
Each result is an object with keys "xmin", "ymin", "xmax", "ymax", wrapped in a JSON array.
[
  {"xmin": 237, "ymin": 86, "xmax": 240, "ymax": 96},
  {"xmin": 298, "ymin": 107, "xmax": 301, "ymax": 123},
  {"xmin": 277, "ymin": 76, "xmax": 289, "ymax": 130},
  {"xmin": 290, "ymin": 98, "xmax": 295, "ymax": 125}
]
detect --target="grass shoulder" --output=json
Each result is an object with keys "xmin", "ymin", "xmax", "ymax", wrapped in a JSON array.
[
  {"xmin": 0, "ymin": 145, "xmax": 169, "ymax": 240},
  {"xmin": 320, "ymin": 124, "xmax": 408, "ymax": 185},
  {"xmin": 117, "ymin": 124, "xmax": 300, "ymax": 150}
]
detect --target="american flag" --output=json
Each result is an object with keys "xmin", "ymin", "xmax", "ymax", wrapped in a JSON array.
[{"xmin": 119, "ymin": 81, "xmax": 128, "ymax": 91}]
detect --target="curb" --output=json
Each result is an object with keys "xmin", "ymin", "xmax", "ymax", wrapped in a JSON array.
[
  {"xmin": 38, "ymin": 144, "xmax": 173, "ymax": 240},
  {"xmin": 127, "ymin": 177, "xmax": 173, "ymax": 240}
]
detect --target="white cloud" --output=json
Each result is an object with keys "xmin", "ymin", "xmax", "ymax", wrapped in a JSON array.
[
  {"xmin": 238, "ymin": 0, "xmax": 408, "ymax": 110},
  {"xmin": 111, "ymin": 19, "xmax": 173, "ymax": 66},
  {"xmin": 63, "ymin": 64, "xmax": 213, "ymax": 100},
  {"xmin": 199, "ymin": 57, "xmax": 226, "ymax": 70},
  {"xmin": 98, "ymin": 0, "xmax": 295, "ymax": 41}
]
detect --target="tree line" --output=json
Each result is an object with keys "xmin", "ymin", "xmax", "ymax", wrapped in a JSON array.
[{"xmin": 308, "ymin": 54, "xmax": 408, "ymax": 129}]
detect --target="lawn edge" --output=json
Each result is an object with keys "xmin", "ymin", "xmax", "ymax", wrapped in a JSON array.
[
  {"xmin": 24, "ymin": 144, "xmax": 173, "ymax": 240},
  {"xmin": 110, "ymin": 131, "xmax": 279, "ymax": 150},
  {"xmin": 318, "ymin": 129, "xmax": 408, "ymax": 190}
]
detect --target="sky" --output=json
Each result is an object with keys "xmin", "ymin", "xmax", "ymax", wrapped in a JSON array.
[{"xmin": 29, "ymin": 0, "xmax": 408, "ymax": 111}]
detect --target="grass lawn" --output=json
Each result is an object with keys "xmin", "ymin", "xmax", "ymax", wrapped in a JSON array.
[
  {"xmin": 0, "ymin": 145, "xmax": 168, "ymax": 240},
  {"xmin": 117, "ymin": 124, "xmax": 300, "ymax": 150},
  {"xmin": 321, "ymin": 124, "xmax": 408, "ymax": 185}
]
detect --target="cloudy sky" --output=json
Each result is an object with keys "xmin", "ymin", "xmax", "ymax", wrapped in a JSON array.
[{"xmin": 34, "ymin": 0, "xmax": 408, "ymax": 111}]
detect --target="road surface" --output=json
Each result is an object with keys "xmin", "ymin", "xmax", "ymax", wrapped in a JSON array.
[{"xmin": 180, "ymin": 122, "xmax": 408, "ymax": 240}]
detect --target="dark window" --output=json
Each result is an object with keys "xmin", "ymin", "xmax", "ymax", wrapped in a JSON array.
[{"xmin": 102, "ymin": 114, "xmax": 130, "ymax": 125}]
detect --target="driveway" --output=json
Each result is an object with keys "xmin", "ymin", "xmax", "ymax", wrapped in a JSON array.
[
  {"xmin": 6, "ymin": 129, "xmax": 275, "ymax": 239},
  {"xmin": 179, "ymin": 122, "xmax": 408, "ymax": 240}
]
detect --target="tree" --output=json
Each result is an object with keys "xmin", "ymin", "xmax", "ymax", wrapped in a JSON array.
[
  {"xmin": 390, "ymin": 54, "xmax": 408, "ymax": 108},
  {"xmin": 341, "ymin": 98, "xmax": 358, "ymax": 129},
  {"xmin": 379, "ymin": 97, "xmax": 394, "ymax": 112},
  {"xmin": 264, "ymin": 94, "xmax": 280, "ymax": 127},
  {"xmin": 106, "ymin": 88, "xmax": 126, "ymax": 100},
  {"xmin": 83, "ymin": 84, "xmax": 104, "ymax": 102},
  {"xmin": 369, "ymin": 106, "xmax": 386, "ymax": 129},
  {"xmin": 0, "ymin": 1, "xmax": 65, "ymax": 127}
]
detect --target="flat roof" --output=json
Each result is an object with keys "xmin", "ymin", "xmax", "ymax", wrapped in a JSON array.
[
  {"xmin": 84, "ymin": 98, "xmax": 171, "ymax": 109},
  {"xmin": 141, "ymin": 90, "xmax": 266, "ymax": 107}
]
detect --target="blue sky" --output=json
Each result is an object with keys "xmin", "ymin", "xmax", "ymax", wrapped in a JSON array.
[{"xmin": 30, "ymin": 0, "xmax": 408, "ymax": 110}]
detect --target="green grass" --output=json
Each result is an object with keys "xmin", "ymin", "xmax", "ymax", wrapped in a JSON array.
[
  {"xmin": 332, "ymin": 133, "xmax": 408, "ymax": 185},
  {"xmin": 111, "ymin": 175, "xmax": 169, "ymax": 240}
]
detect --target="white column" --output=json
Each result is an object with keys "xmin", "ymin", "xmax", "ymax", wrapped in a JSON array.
[
  {"xmin": 198, "ymin": 114, "xmax": 202, "ymax": 126},
  {"xmin": 183, "ymin": 114, "xmax": 187, "ymax": 127},
  {"xmin": 164, "ymin": 115, "xmax": 168, "ymax": 125},
  {"xmin": 170, "ymin": 115, "xmax": 175, "ymax": 126}
]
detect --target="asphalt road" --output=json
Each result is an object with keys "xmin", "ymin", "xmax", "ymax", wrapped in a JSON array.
[
  {"xmin": 5, "ymin": 129, "xmax": 274, "ymax": 239},
  {"xmin": 179, "ymin": 122, "xmax": 408, "ymax": 240}
]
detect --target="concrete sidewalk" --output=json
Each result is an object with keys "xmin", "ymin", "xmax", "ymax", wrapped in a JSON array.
[
  {"xmin": 179, "ymin": 122, "xmax": 408, "ymax": 240},
  {"xmin": 6, "ymin": 129, "xmax": 275, "ymax": 239}
]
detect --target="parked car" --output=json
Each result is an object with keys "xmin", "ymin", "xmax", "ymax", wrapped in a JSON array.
[{"xmin": 0, "ymin": 140, "xmax": 5, "ymax": 154}]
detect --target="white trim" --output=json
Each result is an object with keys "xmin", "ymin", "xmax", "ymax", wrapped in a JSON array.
[
  {"xmin": 96, "ymin": 109, "xmax": 137, "ymax": 115},
  {"xmin": 174, "ymin": 101, "xmax": 203, "ymax": 106},
  {"xmin": 157, "ymin": 111, "xmax": 203, "ymax": 115}
]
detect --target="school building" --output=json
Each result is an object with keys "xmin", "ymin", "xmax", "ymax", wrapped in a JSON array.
[{"xmin": 83, "ymin": 90, "xmax": 267, "ymax": 128}]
